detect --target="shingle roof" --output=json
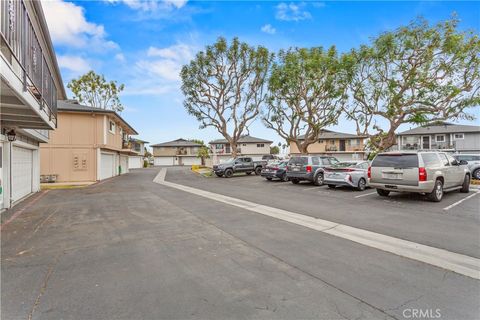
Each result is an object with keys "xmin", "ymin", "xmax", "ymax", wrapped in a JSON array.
[
  {"xmin": 209, "ymin": 135, "xmax": 273, "ymax": 144},
  {"xmin": 129, "ymin": 137, "xmax": 149, "ymax": 144},
  {"xmin": 57, "ymin": 100, "xmax": 138, "ymax": 134},
  {"xmin": 398, "ymin": 122, "xmax": 480, "ymax": 136},
  {"xmin": 298, "ymin": 129, "xmax": 366, "ymax": 140},
  {"xmin": 151, "ymin": 139, "xmax": 202, "ymax": 147}
]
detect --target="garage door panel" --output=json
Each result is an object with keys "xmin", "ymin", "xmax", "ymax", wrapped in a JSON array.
[
  {"xmin": 12, "ymin": 146, "xmax": 33, "ymax": 201},
  {"xmin": 100, "ymin": 153, "xmax": 114, "ymax": 180},
  {"xmin": 182, "ymin": 157, "xmax": 201, "ymax": 166},
  {"xmin": 154, "ymin": 157, "xmax": 174, "ymax": 166},
  {"xmin": 129, "ymin": 156, "xmax": 142, "ymax": 169}
]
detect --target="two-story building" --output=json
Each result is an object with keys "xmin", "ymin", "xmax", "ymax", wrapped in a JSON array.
[
  {"xmin": 209, "ymin": 135, "xmax": 272, "ymax": 163},
  {"xmin": 1, "ymin": 0, "xmax": 66, "ymax": 210},
  {"xmin": 396, "ymin": 122, "xmax": 480, "ymax": 153},
  {"xmin": 151, "ymin": 139, "xmax": 202, "ymax": 166},
  {"xmin": 128, "ymin": 138, "xmax": 149, "ymax": 169},
  {"xmin": 40, "ymin": 100, "xmax": 138, "ymax": 183},
  {"xmin": 290, "ymin": 130, "xmax": 367, "ymax": 160}
]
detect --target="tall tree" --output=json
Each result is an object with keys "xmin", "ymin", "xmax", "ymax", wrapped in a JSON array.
[
  {"xmin": 344, "ymin": 17, "xmax": 480, "ymax": 151},
  {"xmin": 67, "ymin": 70, "xmax": 125, "ymax": 112},
  {"xmin": 190, "ymin": 139, "xmax": 210, "ymax": 165},
  {"xmin": 181, "ymin": 37, "xmax": 272, "ymax": 157},
  {"xmin": 263, "ymin": 47, "xmax": 349, "ymax": 154}
]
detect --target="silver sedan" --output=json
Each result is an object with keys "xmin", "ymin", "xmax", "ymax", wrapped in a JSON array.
[{"xmin": 324, "ymin": 161, "xmax": 370, "ymax": 191}]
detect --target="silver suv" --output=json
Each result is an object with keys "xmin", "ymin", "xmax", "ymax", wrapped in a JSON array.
[
  {"xmin": 452, "ymin": 154, "xmax": 480, "ymax": 180},
  {"xmin": 368, "ymin": 151, "xmax": 470, "ymax": 202}
]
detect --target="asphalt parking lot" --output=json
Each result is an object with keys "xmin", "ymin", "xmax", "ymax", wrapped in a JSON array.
[{"xmin": 1, "ymin": 167, "xmax": 479, "ymax": 320}]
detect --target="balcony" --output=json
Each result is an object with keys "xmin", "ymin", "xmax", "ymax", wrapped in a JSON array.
[{"xmin": 0, "ymin": 0, "xmax": 58, "ymax": 129}]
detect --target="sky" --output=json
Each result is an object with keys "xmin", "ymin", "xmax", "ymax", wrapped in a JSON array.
[{"xmin": 41, "ymin": 0, "xmax": 480, "ymax": 148}]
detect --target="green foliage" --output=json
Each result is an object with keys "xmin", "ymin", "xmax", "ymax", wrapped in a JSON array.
[
  {"xmin": 190, "ymin": 139, "xmax": 211, "ymax": 161},
  {"xmin": 270, "ymin": 146, "xmax": 280, "ymax": 154},
  {"xmin": 344, "ymin": 17, "xmax": 480, "ymax": 151},
  {"xmin": 263, "ymin": 46, "xmax": 350, "ymax": 153},
  {"xmin": 67, "ymin": 71, "xmax": 125, "ymax": 112},
  {"xmin": 181, "ymin": 37, "xmax": 273, "ymax": 156}
]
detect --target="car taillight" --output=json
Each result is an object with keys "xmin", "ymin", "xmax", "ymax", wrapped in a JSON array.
[
  {"xmin": 347, "ymin": 174, "xmax": 352, "ymax": 182},
  {"xmin": 367, "ymin": 166, "xmax": 371, "ymax": 178},
  {"xmin": 306, "ymin": 165, "xmax": 312, "ymax": 173},
  {"xmin": 419, "ymin": 167, "xmax": 427, "ymax": 181}
]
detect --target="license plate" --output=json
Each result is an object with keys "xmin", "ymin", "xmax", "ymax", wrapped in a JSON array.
[
  {"xmin": 383, "ymin": 173, "xmax": 402, "ymax": 179},
  {"xmin": 292, "ymin": 167, "xmax": 300, "ymax": 171}
]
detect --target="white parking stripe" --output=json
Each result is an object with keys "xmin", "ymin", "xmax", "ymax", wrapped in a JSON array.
[
  {"xmin": 355, "ymin": 192, "xmax": 378, "ymax": 199},
  {"xmin": 443, "ymin": 191, "xmax": 480, "ymax": 211},
  {"xmin": 154, "ymin": 169, "xmax": 480, "ymax": 280}
]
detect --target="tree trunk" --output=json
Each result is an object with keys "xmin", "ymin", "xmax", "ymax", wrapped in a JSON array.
[{"xmin": 231, "ymin": 142, "xmax": 238, "ymax": 158}]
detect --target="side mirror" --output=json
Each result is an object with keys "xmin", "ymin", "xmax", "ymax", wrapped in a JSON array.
[
  {"xmin": 451, "ymin": 159, "xmax": 459, "ymax": 166},
  {"xmin": 459, "ymin": 160, "xmax": 468, "ymax": 165}
]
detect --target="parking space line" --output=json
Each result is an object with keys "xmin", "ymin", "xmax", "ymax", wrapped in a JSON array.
[
  {"xmin": 355, "ymin": 192, "xmax": 377, "ymax": 199},
  {"xmin": 154, "ymin": 169, "xmax": 480, "ymax": 280},
  {"xmin": 443, "ymin": 190, "xmax": 480, "ymax": 211}
]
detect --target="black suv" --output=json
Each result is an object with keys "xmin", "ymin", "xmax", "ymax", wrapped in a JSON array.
[{"xmin": 287, "ymin": 156, "xmax": 339, "ymax": 185}]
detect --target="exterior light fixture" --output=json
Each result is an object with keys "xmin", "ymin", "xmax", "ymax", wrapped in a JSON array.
[{"xmin": 6, "ymin": 129, "xmax": 16, "ymax": 142}]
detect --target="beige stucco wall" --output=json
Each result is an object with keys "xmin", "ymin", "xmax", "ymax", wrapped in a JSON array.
[
  {"xmin": 238, "ymin": 142, "xmax": 271, "ymax": 155},
  {"xmin": 153, "ymin": 146, "xmax": 199, "ymax": 156},
  {"xmin": 290, "ymin": 138, "xmax": 365, "ymax": 154}
]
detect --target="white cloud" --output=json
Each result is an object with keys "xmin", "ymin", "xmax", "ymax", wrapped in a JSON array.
[
  {"xmin": 41, "ymin": 0, "xmax": 118, "ymax": 50},
  {"xmin": 57, "ymin": 55, "xmax": 91, "ymax": 73},
  {"xmin": 115, "ymin": 53, "xmax": 126, "ymax": 62},
  {"xmin": 276, "ymin": 2, "xmax": 312, "ymax": 21},
  {"xmin": 261, "ymin": 24, "xmax": 276, "ymax": 35},
  {"xmin": 106, "ymin": 0, "xmax": 187, "ymax": 11}
]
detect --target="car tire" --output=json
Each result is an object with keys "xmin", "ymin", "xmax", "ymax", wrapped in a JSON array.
[
  {"xmin": 377, "ymin": 189, "xmax": 390, "ymax": 197},
  {"xmin": 246, "ymin": 172, "xmax": 252, "ymax": 175},
  {"xmin": 255, "ymin": 167, "xmax": 262, "ymax": 175},
  {"xmin": 327, "ymin": 184, "xmax": 336, "ymax": 189},
  {"xmin": 357, "ymin": 178, "xmax": 367, "ymax": 191},
  {"xmin": 215, "ymin": 173, "xmax": 223, "ymax": 177},
  {"xmin": 281, "ymin": 173, "xmax": 288, "ymax": 182},
  {"xmin": 427, "ymin": 179, "xmax": 443, "ymax": 202},
  {"xmin": 460, "ymin": 175, "xmax": 470, "ymax": 193},
  {"xmin": 224, "ymin": 169, "xmax": 233, "ymax": 178},
  {"xmin": 266, "ymin": 177, "xmax": 272, "ymax": 181},
  {"xmin": 472, "ymin": 169, "xmax": 480, "ymax": 180},
  {"xmin": 291, "ymin": 179, "xmax": 300, "ymax": 184},
  {"xmin": 313, "ymin": 173, "xmax": 324, "ymax": 186}
]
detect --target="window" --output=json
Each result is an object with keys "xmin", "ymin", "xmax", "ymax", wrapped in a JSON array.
[
  {"xmin": 243, "ymin": 158, "xmax": 252, "ymax": 163},
  {"xmin": 330, "ymin": 140, "xmax": 335, "ymax": 145},
  {"xmin": 109, "ymin": 121, "xmax": 115, "ymax": 133},
  {"xmin": 371, "ymin": 154, "xmax": 419, "ymax": 168},
  {"xmin": 257, "ymin": 143, "xmax": 264, "ymax": 148},
  {"xmin": 319, "ymin": 140, "xmax": 324, "ymax": 143},
  {"xmin": 350, "ymin": 139, "xmax": 360, "ymax": 146},
  {"xmin": 312, "ymin": 157, "xmax": 320, "ymax": 165},
  {"xmin": 435, "ymin": 135, "xmax": 445, "ymax": 142},
  {"xmin": 321, "ymin": 158, "xmax": 331, "ymax": 165},
  {"xmin": 214, "ymin": 144, "xmax": 223, "ymax": 149},
  {"xmin": 453, "ymin": 133, "xmax": 464, "ymax": 140},
  {"xmin": 455, "ymin": 155, "xmax": 480, "ymax": 162},
  {"xmin": 119, "ymin": 127, "xmax": 123, "ymax": 136},
  {"xmin": 439, "ymin": 153, "xmax": 449, "ymax": 166},
  {"xmin": 242, "ymin": 144, "xmax": 246, "ymax": 146},
  {"xmin": 421, "ymin": 153, "xmax": 441, "ymax": 167}
]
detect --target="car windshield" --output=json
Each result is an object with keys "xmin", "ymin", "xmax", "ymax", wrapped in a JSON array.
[
  {"xmin": 329, "ymin": 158, "xmax": 340, "ymax": 164},
  {"xmin": 289, "ymin": 157, "xmax": 308, "ymax": 165},
  {"xmin": 332, "ymin": 162, "xmax": 357, "ymax": 168},
  {"xmin": 221, "ymin": 158, "xmax": 235, "ymax": 163},
  {"xmin": 372, "ymin": 154, "xmax": 419, "ymax": 168}
]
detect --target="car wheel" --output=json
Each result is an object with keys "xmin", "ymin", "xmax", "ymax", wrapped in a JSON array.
[
  {"xmin": 281, "ymin": 173, "xmax": 289, "ymax": 182},
  {"xmin": 215, "ymin": 173, "xmax": 223, "ymax": 177},
  {"xmin": 327, "ymin": 184, "xmax": 336, "ymax": 189},
  {"xmin": 313, "ymin": 173, "xmax": 324, "ymax": 186},
  {"xmin": 246, "ymin": 171, "xmax": 252, "ymax": 175},
  {"xmin": 266, "ymin": 177, "xmax": 272, "ymax": 181},
  {"xmin": 460, "ymin": 175, "xmax": 470, "ymax": 193},
  {"xmin": 473, "ymin": 169, "xmax": 480, "ymax": 180},
  {"xmin": 377, "ymin": 189, "xmax": 390, "ymax": 197},
  {"xmin": 255, "ymin": 167, "xmax": 262, "ymax": 175},
  {"xmin": 291, "ymin": 179, "xmax": 300, "ymax": 184},
  {"xmin": 224, "ymin": 169, "xmax": 233, "ymax": 178},
  {"xmin": 427, "ymin": 179, "xmax": 443, "ymax": 202},
  {"xmin": 357, "ymin": 178, "xmax": 367, "ymax": 191}
]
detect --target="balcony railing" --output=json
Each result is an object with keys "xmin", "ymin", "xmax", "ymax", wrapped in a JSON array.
[{"xmin": 1, "ymin": 0, "xmax": 57, "ymax": 126}]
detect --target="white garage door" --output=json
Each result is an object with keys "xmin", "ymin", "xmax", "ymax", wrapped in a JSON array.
[
  {"xmin": 12, "ymin": 146, "xmax": 33, "ymax": 201},
  {"xmin": 154, "ymin": 157, "xmax": 174, "ymax": 166},
  {"xmin": 100, "ymin": 153, "xmax": 115, "ymax": 180},
  {"xmin": 120, "ymin": 155, "xmax": 128, "ymax": 174},
  {"xmin": 128, "ymin": 156, "xmax": 143, "ymax": 169},
  {"xmin": 182, "ymin": 157, "xmax": 201, "ymax": 166}
]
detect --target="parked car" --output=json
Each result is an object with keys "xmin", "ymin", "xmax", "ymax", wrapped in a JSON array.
[
  {"xmin": 262, "ymin": 154, "xmax": 281, "ymax": 161},
  {"xmin": 324, "ymin": 161, "xmax": 370, "ymax": 191},
  {"xmin": 213, "ymin": 157, "xmax": 266, "ymax": 178},
  {"xmin": 261, "ymin": 161, "xmax": 289, "ymax": 182},
  {"xmin": 452, "ymin": 154, "xmax": 480, "ymax": 180},
  {"xmin": 368, "ymin": 151, "xmax": 470, "ymax": 202},
  {"xmin": 286, "ymin": 156, "xmax": 339, "ymax": 185}
]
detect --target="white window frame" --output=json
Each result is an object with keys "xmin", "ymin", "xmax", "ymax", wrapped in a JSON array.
[
  {"xmin": 257, "ymin": 143, "xmax": 264, "ymax": 148},
  {"xmin": 435, "ymin": 134, "xmax": 445, "ymax": 143},
  {"xmin": 109, "ymin": 121, "xmax": 115, "ymax": 134},
  {"xmin": 453, "ymin": 133, "xmax": 464, "ymax": 140}
]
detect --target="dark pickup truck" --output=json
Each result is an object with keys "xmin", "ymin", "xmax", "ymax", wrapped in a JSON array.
[{"xmin": 213, "ymin": 157, "xmax": 267, "ymax": 178}]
